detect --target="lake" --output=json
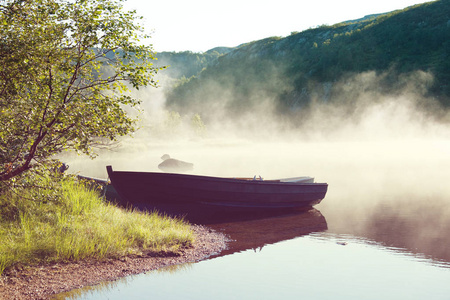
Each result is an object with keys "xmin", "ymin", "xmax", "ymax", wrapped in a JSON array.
[{"xmin": 57, "ymin": 138, "xmax": 450, "ymax": 299}]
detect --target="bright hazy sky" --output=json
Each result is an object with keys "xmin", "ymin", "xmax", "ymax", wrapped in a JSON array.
[{"xmin": 124, "ymin": 0, "xmax": 433, "ymax": 53}]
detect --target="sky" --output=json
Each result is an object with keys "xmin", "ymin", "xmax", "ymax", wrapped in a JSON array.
[{"xmin": 124, "ymin": 0, "xmax": 433, "ymax": 53}]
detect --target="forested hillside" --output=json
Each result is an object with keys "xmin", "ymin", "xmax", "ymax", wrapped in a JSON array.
[
  {"xmin": 155, "ymin": 47, "xmax": 233, "ymax": 80},
  {"xmin": 164, "ymin": 0, "xmax": 450, "ymax": 119}
]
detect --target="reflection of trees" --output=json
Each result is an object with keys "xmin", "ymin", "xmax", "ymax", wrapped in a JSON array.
[
  {"xmin": 358, "ymin": 199, "xmax": 450, "ymax": 264},
  {"xmin": 155, "ymin": 262, "xmax": 194, "ymax": 274},
  {"xmin": 57, "ymin": 263, "xmax": 194, "ymax": 299},
  {"xmin": 56, "ymin": 277, "xmax": 126, "ymax": 299}
]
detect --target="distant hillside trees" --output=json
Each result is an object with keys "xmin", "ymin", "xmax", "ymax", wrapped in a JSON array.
[
  {"xmin": 155, "ymin": 48, "xmax": 232, "ymax": 80},
  {"xmin": 165, "ymin": 0, "xmax": 450, "ymax": 117}
]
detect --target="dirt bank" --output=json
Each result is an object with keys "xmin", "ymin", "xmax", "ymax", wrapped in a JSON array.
[{"xmin": 0, "ymin": 225, "xmax": 228, "ymax": 300}]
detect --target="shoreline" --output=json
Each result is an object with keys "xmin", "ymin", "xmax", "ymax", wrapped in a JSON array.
[{"xmin": 0, "ymin": 225, "xmax": 228, "ymax": 300}]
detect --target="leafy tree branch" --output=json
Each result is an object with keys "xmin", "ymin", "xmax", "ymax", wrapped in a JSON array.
[{"xmin": 0, "ymin": 0, "xmax": 162, "ymax": 182}]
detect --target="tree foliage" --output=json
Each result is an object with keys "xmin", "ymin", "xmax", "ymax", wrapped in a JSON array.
[{"xmin": 0, "ymin": 0, "xmax": 161, "ymax": 182}]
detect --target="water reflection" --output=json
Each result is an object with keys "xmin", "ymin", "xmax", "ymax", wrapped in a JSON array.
[
  {"xmin": 359, "ymin": 200, "xmax": 450, "ymax": 265},
  {"xmin": 203, "ymin": 208, "xmax": 328, "ymax": 257},
  {"xmin": 140, "ymin": 205, "xmax": 328, "ymax": 257},
  {"xmin": 312, "ymin": 231, "xmax": 450, "ymax": 269},
  {"xmin": 321, "ymin": 194, "xmax": 450, "ymax": 267},
  {"xmin": 53, "ymin": 278, "xmax": 127, "ymax": 300},
  {"xmin": 54, "ymin": 264, "xmax": 195, "ymax": 300}
]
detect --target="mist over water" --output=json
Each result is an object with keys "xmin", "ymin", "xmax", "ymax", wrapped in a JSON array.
[{"xmin": 65, "ymin": 69, "xmax": 450, "ymax": 263}]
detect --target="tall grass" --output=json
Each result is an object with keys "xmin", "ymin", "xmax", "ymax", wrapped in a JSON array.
[{"xmin": 0, "ymin": 173, "xmax": 194, "ymax": 276}]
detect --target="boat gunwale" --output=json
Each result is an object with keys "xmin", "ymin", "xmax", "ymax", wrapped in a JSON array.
[{"xmin": 108, "ymin": 169, "xmax": 328, "ymax": 187}]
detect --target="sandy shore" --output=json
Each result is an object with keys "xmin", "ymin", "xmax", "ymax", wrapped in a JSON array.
[{"xmin": 0, "ymin": 225, "xmax": 228, "ymax": 300}]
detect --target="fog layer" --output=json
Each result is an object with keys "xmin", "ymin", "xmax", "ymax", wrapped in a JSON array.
[{"xmin": 64, "ymin": 69, "xmax": 450, "ymax": 263}]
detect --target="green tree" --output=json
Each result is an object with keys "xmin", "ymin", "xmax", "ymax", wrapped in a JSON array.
[
  {"xmin": 190, "ymin": 113, "xmax": 206, "ymax": 137},
  {"xmin": 0, "ymin": 0, "xmax": 161, "ymax": 182}
]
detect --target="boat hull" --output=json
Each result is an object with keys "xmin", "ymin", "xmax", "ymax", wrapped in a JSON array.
[{"xmin": 106, "ymin": 166, "xmax": 328, "ymax": 210}]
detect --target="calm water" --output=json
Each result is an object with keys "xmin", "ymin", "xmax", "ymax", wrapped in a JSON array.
[{"xmin": 58, "ymin": 139, "xmax": 450, "ymax": 299}]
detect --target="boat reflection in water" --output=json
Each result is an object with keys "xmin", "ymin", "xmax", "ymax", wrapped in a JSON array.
[
  {"xmin": 143, "ymin": 205, "xmax": 328, "ymax": 257},
  {"xmin": 202, "ymin": 208, "xmax": 328, "ymax": 257}
]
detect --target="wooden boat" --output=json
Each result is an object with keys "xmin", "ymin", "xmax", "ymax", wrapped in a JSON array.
[{"xmin": 106, "ymin": 166, "xmax": 328, "ymax": 210}]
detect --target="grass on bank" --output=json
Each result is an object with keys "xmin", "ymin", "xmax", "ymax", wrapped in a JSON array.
[{"xmin": 0, "ymin": 171, "xmax": 194, "ymax": 276}]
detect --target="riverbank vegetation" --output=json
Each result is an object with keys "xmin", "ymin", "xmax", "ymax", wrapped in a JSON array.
[
  {"xmin": 0, "ymin": 169, "xmax": 194, "ymax": 276},
  {"xmin": 0, "ymin": 0, "xmax": 195, "ymax": 277}
]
